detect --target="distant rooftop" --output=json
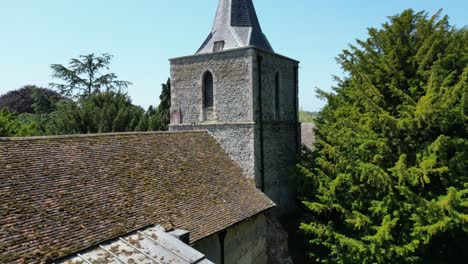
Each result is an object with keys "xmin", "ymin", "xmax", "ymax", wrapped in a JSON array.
[
  {"xmin": 301, "ymin": 123, "xmax": 316, "ymax": 150},
  {"xmin": 196, "ymin": 0, "xmax": 273, "ymax": 54}
]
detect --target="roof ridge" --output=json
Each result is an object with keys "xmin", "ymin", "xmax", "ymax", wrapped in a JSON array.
[{"xmin": 0, "ymin": 130, "xmax": 208, "ymax": 141}]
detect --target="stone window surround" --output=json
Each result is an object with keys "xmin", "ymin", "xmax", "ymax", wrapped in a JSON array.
[
  {"xmin": 203, "ymin": 71, "xmax": 214, "ymax": 108},
  {"xmin": 200, "ymin": 69, "xmax": 218, "ymax": 122}
]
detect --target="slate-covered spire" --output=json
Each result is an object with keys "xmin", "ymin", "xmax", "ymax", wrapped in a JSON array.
[{"xmin": 196, "ymin": 0, "xmax": 273, "ymax": 54}]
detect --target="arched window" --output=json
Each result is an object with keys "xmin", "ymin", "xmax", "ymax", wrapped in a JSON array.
[
  {"xmin": 274, "ymin": 72, "xmax": 280, "ymax": 120},
  {"xmin": 203, "ymin": 72, "xmax": 214, "ymax": 108}
]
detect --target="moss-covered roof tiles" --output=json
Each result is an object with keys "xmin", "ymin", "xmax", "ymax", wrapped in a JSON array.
[{"xmin": 0, "ymin": 131, "xmax": 274, "ymax": 263}]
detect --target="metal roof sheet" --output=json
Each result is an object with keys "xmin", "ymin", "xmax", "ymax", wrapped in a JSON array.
[{"xmin": 57, "ymin": 226, "xmax": 214, "ymax": 264}]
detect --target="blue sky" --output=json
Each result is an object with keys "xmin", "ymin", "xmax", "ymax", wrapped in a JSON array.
[{"xmin": 0, "ymin": 0, "xmax": 466, "ymax": 111}]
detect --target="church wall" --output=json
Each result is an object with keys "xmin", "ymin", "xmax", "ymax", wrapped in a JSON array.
[
  {"xmin": 170, "ymin": 48, "xmax": 259, "ymax": 179},
  {"xmin": 170, "ymin": 123, "xmax": 256, "ymax": 178},
  {"xmin": 193, "ymin": 213, "xmax": 268, "ymax": 264},
  {"xmin": 255, "ymin": 50, "xmax": 298, "ymax": 122},
  {"xmin": 170, "ymin": 48, "xmax": 255, "ymax": 124},
  {"xmin": 170, "ymin": 47, "xmax": 301, "ymax": 215},
  {"xmin": 251, "ymin": 50, "xmax": 300, "ymax": 215},
  {"xmin": 261, "ymin": 122, "xmax": 299, "ymax": 214},
  {"xmin": 193, "ymin": 235, "xmax": 222, "ymax": 264}
]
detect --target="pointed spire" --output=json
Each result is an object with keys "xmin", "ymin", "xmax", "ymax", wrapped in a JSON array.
[{"xmin": 196, "ymin": 0, "xmax": 273, "ymax": 54}]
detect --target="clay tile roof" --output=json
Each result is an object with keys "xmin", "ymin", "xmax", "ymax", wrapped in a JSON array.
[{"xmin": 0, "ymin": 131, "xmax": 274, "ymax": 263}]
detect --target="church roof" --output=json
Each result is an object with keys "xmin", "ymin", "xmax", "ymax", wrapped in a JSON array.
[
  {"xmin": 58, "ymin": 225, "xmax": 214, "ymax": 264},
  {"xmin": 196, "ymin": 0, "xmax": 273, "ymax": 54},
  {"xmin": 0, "ymin": 131, "xmax": 274, "ymax": 263}
]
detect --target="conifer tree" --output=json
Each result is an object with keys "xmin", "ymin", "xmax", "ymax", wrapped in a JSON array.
[
  {"xmin": 47, "ymin": 91, "xmax": 144, "ymax": 134},
  {"xmin": 155, "ymin": 79, "xmax": 171, "ymax": 131},
  {"xmin": 50, "ymin": 54, "xmax": 132, "ymax": 99},
  {"xmin": 299, "ymin": 10, "xmax": 467, "ymax": 263}
]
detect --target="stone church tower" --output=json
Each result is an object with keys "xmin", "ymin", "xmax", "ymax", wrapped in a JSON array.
[{"xmin": 170, "ymin": 0, "xmax": 300, "ymax": 216}]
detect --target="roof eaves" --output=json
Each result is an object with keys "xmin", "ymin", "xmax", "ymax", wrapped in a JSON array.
[
  {"xmin": 190, "ymin": 201, "xmax": 275, "ymax": 244},
  {"xmin": 0, "ymin": 130, "xmax": 208, "ymax": 142}
]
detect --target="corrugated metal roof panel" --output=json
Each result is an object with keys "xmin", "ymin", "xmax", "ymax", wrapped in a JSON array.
[{"xmin": 57, "ymin": 226, "xmax": 214, "ymax": 264}]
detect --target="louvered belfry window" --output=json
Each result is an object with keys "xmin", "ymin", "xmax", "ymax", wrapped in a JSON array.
[
  {"xmin": 203, "ymin": 72, "xmax": 214, "ymax": 108},
  {"xmin": 213, "ymin": 41, "xmax": 225, "ymax": 52}
]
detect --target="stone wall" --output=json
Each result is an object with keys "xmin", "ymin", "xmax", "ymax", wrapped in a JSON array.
[
  {"xmin": 251, "ymin": 50, "xmax": 300, "ymax": 215},
  {"xmin": 170, "ymin": 123, "xmax": 256, "ymax": 178},
  {"xmin": 254, "ymin": 50, "xmax": 298, "ymax": 122},
  {"xmin": 170, "ymin": 48, "xmax": 255, "ymax": 124},
  {"xmin": 193, "ymin": 213, "xmax": 268, "ymax": 264},
  {"xmin": 261, "ymin": 122, "xmax": 299, "ymax": 215},
  {"xmin": 193, "ymin": 235, "xmax": 221, "ymax": 264},
  {"xmin": 170, "ymin": 47, "xmax": 300, "ymax": 215}
]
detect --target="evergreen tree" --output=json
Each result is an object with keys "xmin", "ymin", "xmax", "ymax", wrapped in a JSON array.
[
  {"xmin": 146, "ymin": 105, "xmax": 157, "ymax": 131},
  {"xmin": 155, "ymin": 79, "xmax": 171, "ymax": 131},
  {"xmin": 50, "ymin": 54, "xmax": 132, "ymax": 99},
  {"xmin": 136, "ymin": 113, "xmax": 149, "ymax": 131},
  {"xmin": 299, "ymin": 10, "xmax": 467, "ymax": 263},
  {"xmin": 47, "ymin": 91, "xmax": 144, "ymax": 135},
  {"xmin": 136, "ymin": 79, "xmax": 171, "ymax": 131},
  {"xmin": 31, "ymin": 88, "xmax": 57, "ymax": 114},
  {"xmin": 0, "ymin": 79, "xmax": 170, "ymax": 136}
]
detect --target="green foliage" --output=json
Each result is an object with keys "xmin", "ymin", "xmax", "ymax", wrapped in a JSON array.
[
  {"xmin": 0, "ymin": 77, "xmax": 171, "ymax": 137},
  {"xmin": 46, "ymin": 91, "xmax": 144, "ymax": 135},
  {"xmin": 0, "ymin": 108, "xmax": 39, "ymax": 137},
  {"xmin": 31, "ymin": 88, "xmax": 57, "ymax": 114},
  {"xmin": 300, "ymin": 108, "xmax": 318, "ymax": 123},
  {"xmin": 299, "ymin": 10, "xmax": 467, "ymax": 263},
  {"xmin": 50, "ymin": 53, "xmax": 132, "ymax": 99},
  {"xmin": 136, "ymin": 79, "xmax": 171, "ymax": 131},
  {"xmin": 0, "ymin": 85, "xmax": 63, "ymax": 114},
  {"xmin": 16, "ymin": 113, "xmax": 52, "ymax": 136},
  {"xmin": 156, "ymin": 78, "xmax": 171, "ymax": 130}
]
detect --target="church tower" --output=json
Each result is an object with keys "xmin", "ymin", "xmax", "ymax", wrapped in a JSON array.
[{"xmin": 169, "ymin": 0, "xmax": 300, "ymax": 215}]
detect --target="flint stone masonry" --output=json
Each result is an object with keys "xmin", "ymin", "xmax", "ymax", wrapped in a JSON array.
[
  {"xmin": 193, "ymin": 214, "xmax": 268, "ymax": 264},
  {"xmin": 260, "ymin": 122, "xmax": 299, "ymax": 211},
  {"xmin": 170, "ymin": 48, "xmax": 255, "ymax": 124},
  {"xmin": 171, "ymin": 123, "xmax": 256, "ymax": 177},
  {"xmin": 253, "ymin": 50, "xmax": 298, "ymax": 122},
  {"xmin": 170, "ymin": 47, "xmax": 300, "ymax": 216}
]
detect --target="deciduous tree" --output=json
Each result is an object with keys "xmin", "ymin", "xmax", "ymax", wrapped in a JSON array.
[
  {"xmin": 0, "ymin": 85, "xmax": 63, "ymax": 114},
  {"xmin": 0, "ymin": 108, "xmax": 38, "ymax": 137}
]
